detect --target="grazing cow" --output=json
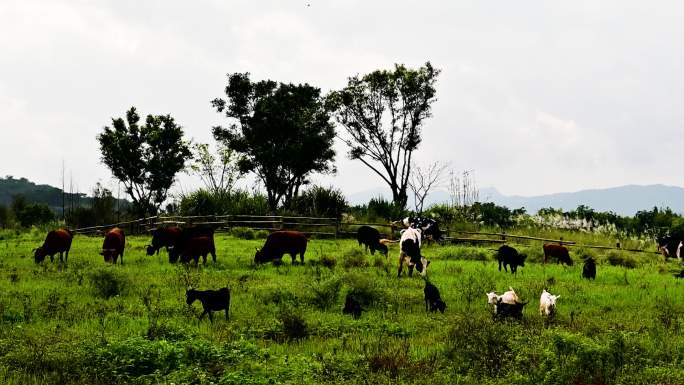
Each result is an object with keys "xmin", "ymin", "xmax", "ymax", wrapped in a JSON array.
[
  {"xmin": 657, "ymin": 236, "xmax": 683, "ymax": 260},
  {"xmin": 674, "ymin": 269, "xmax": 684, "ymax": 279},
  {"xmin": 342, "ymin": 294, "xmax": 364, "ymax": 319},
  {"xmin": 255, "ymin": 231, "xmax": 307, "ymax": 264},
  {"xmin": 186, "ymin": 288, "xmax": 230, "ymax": 322},
  {"xmin": 34, "ymin": 229, "xmax": 73, "ymax": 263},
  {"xmin": 424, "ymin": 280, "xmax": 447, "ymax": 313},
  {"xmin": 397, "ymin": 217, "xmax": 443, "ymax": 242},
  {"xmin": 397, "ymin": 227, "xmax": 430, "ymax": 277},
  {"xmin": 543, "ymin": 244, "xmax": 573, "ymax": 265},
  {"xmin": 486, "ymin": 287, "xmax": 520, "ymax": 313},
  {"xmin": 496, "ymin": 245, "xmax": 527, "ymax": 274},
  {"xmin": 146, "ymin": 226, "xmax": 182, "ymax": 256},
  {"xmin": 101, "ymin": 227, "xmax": 125, "ymax": 264},
  {"xmin": 582, "ymin": 257, "xmax": 597, "ymax": 280},
  {"xmin": 495, "ymin": 299, "xmax": 527, "ymax": 320},
  {"xmin": 356, "ymin": 225, "xmax": 388, "ymax": 256},
  {"xmin": 179, "ymin": 236, "xmax": 217, "ymax": 264},
  {"xmin": 539, "ymin": 289, "xmax": 560, "ymax": 317},
  {"xmin": 169, "ymin": 226, "xmax": 215, "ymax": 263}
]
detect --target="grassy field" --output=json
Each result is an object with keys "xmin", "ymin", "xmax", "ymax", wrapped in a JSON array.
[{"xmin": 0, "ymin": 230, "xmax": 683, "ymax": 384}]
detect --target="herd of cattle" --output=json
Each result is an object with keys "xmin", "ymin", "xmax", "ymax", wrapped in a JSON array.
[{"xmin": 30, "ymin": 216, "xmax": 684, "ymax": 321}]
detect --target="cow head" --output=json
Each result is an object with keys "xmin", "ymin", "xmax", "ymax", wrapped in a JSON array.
[
  {"xmin": 146, "ymin": 245, "xmax": 156, "ymax": 256},
  {"xmin": 519, "ymin": 254, "xmax": 527, "ymax": 266},
  {"xmin": 33, "ymin": 247, "xmax": 46, "ymax": 263},
  {"xmin": 376, "ymin": 242, "xmax": 388, "ymax": 256},
  {"xmin": 254, "ymin": 248, "xmax": 265, "ymax": 263},
  {"xmin": 100, "ymin": 248, "xmax": 116, "ymax": 263},
  {"xmin": 434, "ymin": 299, "xmax": 447, "ymax": 313},
  {"xmin": 186, "ymin": 289, "xmax": 198, "ymax": 305}
]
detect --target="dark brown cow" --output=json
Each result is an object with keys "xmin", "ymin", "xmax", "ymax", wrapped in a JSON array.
[
  {"xmin": 101, "ymin": 227, "xmax": 125, "ymax": 264},
  {"xmin": 169, "ymin": 226, "xmax": 215, "ymax": 263},
  {"xmin": 34, "ymin": 229, "xmax": 73, "ymax": 263},
  {"xmin": 179, "ymin": 236, "xmax": 217, "ymax": 264},
  {"xmin": 147, "ymin": 226, "xmax": 182, "ymax": 256},
  {"xmin": 255, "ymin": 231, "xmax": 307, "ymax": 264},
  {"xmin": 543, "ymin": 244, "xmax": 573, "ymax": 266}
]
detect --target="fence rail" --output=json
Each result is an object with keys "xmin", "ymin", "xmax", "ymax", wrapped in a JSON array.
[{"xmin": 69, "ymin": 215, "xmax": 661, "ymax": 255}]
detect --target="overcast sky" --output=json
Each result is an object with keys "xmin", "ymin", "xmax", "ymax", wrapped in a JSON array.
[{"xmin": 1, "ymin": 0, "xmax": 683, "ymax": 201}]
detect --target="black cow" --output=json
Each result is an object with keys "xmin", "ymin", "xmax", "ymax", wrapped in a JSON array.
[
  {"xmin": 582, "ymin": 257, "xmax": 596, "ymax": 280},
  {"xmin": 496, "ymin": 245, "xmax": 527, "ymax": 274},
  {"xmin": 399, "ymin": 216, "xmax": 443, "ymax": 242},
  {"xmin": 169, "ymin": 226, "xmax": 215, "ymax": 263},
  {"xmin": 147, "ymin": 226, "xmax": 182, "ymax": 256},
  {"xmin": 186, "ymin": 288, "xmax": 230, "ymax": 322},
  {"xmin": 424, "ymin": 280, "xmax": 446, "ymax": 313},
  {"xmin": 179, "ymin": 236, "xmax": 217, "ymax": 264},
  {"xmin": 342, "ymin": 294, "xmax": 364, "ymax": 319},
  {"xmin": 356, "ymin": 225, "xmax": 388, "ymax": 256}
]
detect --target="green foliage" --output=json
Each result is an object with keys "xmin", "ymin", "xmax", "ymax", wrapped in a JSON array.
[
  {"xmin": 290, "ymin": 185, "xmax": 347, "ymax": 219},
  {"xmin": 189, "ymin": 141, "xmax": 245, "ymax": 195},
  {"xmin": 10, "ymin": 195, "xmax": 54, "ymax": 227},
  {"xmin": 231, "ymin": 226, "xmax": 256, "ymax": 240},
  {"xmin": 342, "ymin": 248, "xmax": 369, "ymax": 268},
  {"xmin": 319, "ymin": 254, "xmax": 337, "ymax": 268},
  {"xmin": 89, "ymin": 268, "xmax": 129, "ymax": 299},
  {"xmin": 212, "ymin": 73, "xmax": 336, "ymax": 211},
  {"xmin": 276, "ymin": 305, "xmax": 309, "ymax": 341},
  {"xmin": 329, "ymin": 62, "xmax": 440, "ymax": 209},
  {"xmin": 605, "ymin": 250, "xmax": 638, "ymax": 269},
  {"xmin": 97, "ymin": 107, "xmax": 192, "ymax": 217},
  {"xmin": 178, "ymin": 188, "xmax": 269, "ymax": 216},
  {"xmin": 343, "ymin": 272, "xmax": 387, "ymax": 308}
]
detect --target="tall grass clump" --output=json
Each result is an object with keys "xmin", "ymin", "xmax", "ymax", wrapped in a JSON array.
[
  {"xmin": 307, "ymin": 277, "xmax": 342, "ymax": 310},
  {"xmin": 342, "ymin": 248, "xmax": 369, "ymax": 269},
  {"xmin": 89, "ymin": 268, "xmax": 129, "ymax": 299}
]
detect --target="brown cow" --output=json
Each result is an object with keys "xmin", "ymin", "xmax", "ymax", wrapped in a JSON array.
[
  {"xmin": 34, "ymin": 229, "xmax": 73, "ymax": 263},
  {"xmin": 543, "ymin": 244, "xmax": 573, "ymax": 265},
  {"xmin": 179, "ymin": 236, "xmax": 217, "ymax": 264},
  {"xmin": 101, "ymin": 227, "xmax": 125, "ymax": 264},
  {"xmin": 255, "ymin": 231, "xmax": 307, "ymax": 264}
]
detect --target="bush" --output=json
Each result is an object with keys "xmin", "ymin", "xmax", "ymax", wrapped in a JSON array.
[
  {"xmin": 290, "ymin": 185, "xmax": 348, "ymax": 219},
  {"xmin": 308, "ymin": 277, "xmax": 342, "ymax": 310},
  {"xmin": 342, "ymin": 248, "xmax": 368, "ymax": 269},
  {"xmin": 231, "ymin": 226, "xmax": 255, "ymax": 240},
  {"xmin": 605, "ymin": 251, "xmax": 638, "ymax": 269},
  {"xmin": 277, "ymin": 306, "xmax": 308, "ymax": 340},
  {"xmin": 89, "ymin": 268, "xmax": 129, "ymax": 299},
  {"xmin": 178, "ymin": 189, "xmax": 269, "ymax": 216},
  {"xmin": 344, "ymin": 272, "xmax": 387, "ymax": 308},
  {"xmin": 446, "ymin": 315, "xmax": 515, "ymax": 377},
  {"xmin": 261, "ymin": 288, "xmax": 300, "ymax": 306},
  {"xmin": 320, "ymin": 255, "xmax": 337, "ymax": 268}
]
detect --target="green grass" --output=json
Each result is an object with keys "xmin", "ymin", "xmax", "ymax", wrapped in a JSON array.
[{"xmin": 0, "ymin": 233, "xmax": 682, "ymax": 384}]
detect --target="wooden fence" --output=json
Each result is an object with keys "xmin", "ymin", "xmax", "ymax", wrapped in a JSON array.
[{"xmin": 71, "ymin": 215, "xmax": 660, "ymax": 255}]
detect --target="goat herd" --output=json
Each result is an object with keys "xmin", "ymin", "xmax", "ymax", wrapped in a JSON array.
[{"xmin": 29, "ymin": 216, "xmax": 684, "ymax": 322}]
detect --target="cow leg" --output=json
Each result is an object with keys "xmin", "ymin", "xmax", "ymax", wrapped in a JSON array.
[
  {"xmin": 397, "ymin": 253, "xmax": 405, "ymax": 277},
  {"xmin": 498, "ymin": 259, "xmax": 502, "ymax": 271},
  {"xmin": 65, "ymin": 249, "xmax": 69, "ymax": 263},
  {"xmin": 299, "ymin": 252, "xmax": 304, "ymax": 264},
  {"xmin": 202, "ymin": 253, "xmax": 207, "ymax": 264},
  {"xmin": 50, "ymin": 254, "xmax": 54, "ymax": 263},
  {"xmin": 120, "ymin": 250, "xmax": 124, "ymax": 265},
  {"xmin": 503, "ymin": 263, "xmax": 508, "ymax": 272},
  {"xmin": 408, "ymin": 265, "xmax": 414, "ymax": 277},
  {"xmin": 207, "ymin": 310, "xmax": 214, "ymax": 323},
  {"xmin": 425, "ymin": 298, "xmax": 429, "ymax": 312},
  {"xmin": 211, "ymin": 249, "xmax": 217, "ymax": 263},
  {"xmin": 59, "ymin": 252, "xmax": 64, "ymax": 263}
]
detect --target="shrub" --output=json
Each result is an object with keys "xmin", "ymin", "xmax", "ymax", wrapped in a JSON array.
[
  {"xmin": 89, "ymin": 268, "xmax": 129, "ymax": 299},
  {"xmin": 261, "ymin": 288, "xmax": 299, "ymax": 306},
  {"xmin": 446, "ymin": 315, "xmax": 515, "ymax": 377},
  {"xmin": 230, "ymin": 226, "xmax": 255, "ymax": 240},
  {"xmin": 605, "ymin": 251, "xmax": 638, "ymax": 269},
  {"xmin": 290, "ymin": 185, "xmax": 348, "ymax": 219},
  {"xmin": 277, "ymin": 306, "xmax": 308, "ymax": 340},
  {"xmin": 320, "ymin": 254, "xmax": 337, "ymax": 269},
  {"xmin": 308, "ymin": 277, "xmax": 342, "ymax": 310},
  {"xmin": 255, "ymin": 229, "xmax": 270, "ymax": 239},
  {"xmin": 344, "ymin": 272, "xmax": 387, "ymax": 308},
  {"xmin": 342, "ymin": 248, "xmax": 368, "ymax": 269}
]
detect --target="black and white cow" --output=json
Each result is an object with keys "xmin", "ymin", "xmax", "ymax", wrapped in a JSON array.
[
  {"xmin": 397, "ymin": 227, "xmax": 430, "ymax": 277},
  {"xmin": 657, "ymin": 236, "xmax": 683, "ymax": 261},
  {"xmin": 398, "ymin": 216, "xmax": 443, "ymax": 242}
]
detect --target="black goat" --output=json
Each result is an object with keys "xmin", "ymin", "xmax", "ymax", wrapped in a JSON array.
[
  {"xmin": 582, "ymin": 257, "xmax": 597, "ymax": 280},
  {"xmin": 342, "ymin": 294, "xmax": 364, "ymax": 319},
  {"xmin": 424, "ymin": 280, "xmax": 446, "ymax": 313},
  {"xmin": 494, "ymin": 298, "xmax": 527, "ymax": 320},
  {"xmin": 186, "ymin": 288, "xmax": 230, "ymax": 323}
]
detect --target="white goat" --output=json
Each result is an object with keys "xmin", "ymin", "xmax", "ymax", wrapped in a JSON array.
[
  {"xmin": 486, "ymin": 287, "xmax": 520, "ymax": 312},
  {"xmin": 539, "ymin": 289, "xmax": 560, "ymax": 317}
]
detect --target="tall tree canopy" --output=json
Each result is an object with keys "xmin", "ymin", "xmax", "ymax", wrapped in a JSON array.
[
  {"xmin": 211, "ymin": 73, "xmax": 336, "ymax": 211},
  {"xmin": 329, "ymin": 62, "xmax": 440, "ymax": 209},
  {"xmin": 97, "ymin": 107, "xmax": 191, "ymax": 217}
]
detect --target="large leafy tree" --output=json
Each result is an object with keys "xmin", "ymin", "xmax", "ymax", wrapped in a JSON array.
[
  {"xmin": 211, "ymin": 73, "xmax": 336, "ymax": 211},
  {"xmin": 97, "ymin": 107, "xmax": 191, "ymax": 217},
  {"xmin": 329, "ymin": 62, "xmax": 440, "ymax": 209}
]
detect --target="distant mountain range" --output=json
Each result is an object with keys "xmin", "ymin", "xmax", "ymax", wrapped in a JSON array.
[
  {"xmin": 348, "ymin": 184, "xmax": 684, "ymax": 216},
  {"xmin": 0, "ymin": 176, "xmax": 128, "ymax": 214}
]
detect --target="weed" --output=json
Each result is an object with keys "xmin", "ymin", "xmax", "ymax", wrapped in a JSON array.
[
  {"xmin": 89, "ymin": 268, "xmax": 128, "ymax": 299},
  {"xmin": 342, "ymin": 248, "xmax": 368, "ymax": 268}
]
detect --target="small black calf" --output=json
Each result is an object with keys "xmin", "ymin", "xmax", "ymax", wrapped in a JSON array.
[
  {"xmin": 674, "ymin": 269, "xmax": 684, "ymax": 279},
  {"xmin": 424, "ymin": 280, "xmax": 446, "ymax": 313},
  {"xmin": 582, "ymin": 257, "xmax": 597, "ymax": 280},
  {"xmin": 494, "ymin": 299, "xmax": 527, "ymax": 320},
  {"xmin": 342, "ymin": 294, "xmax": 364, "ymax": 319},
  {"xmin": 186, "ymin": 288, "xmax": 230, "ymax": 323}
]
